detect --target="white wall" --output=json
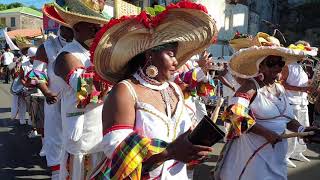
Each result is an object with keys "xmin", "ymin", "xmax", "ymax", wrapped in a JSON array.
[{"xmin": 195, "ymin": 1, "xmax": 253, "ymax": 58}]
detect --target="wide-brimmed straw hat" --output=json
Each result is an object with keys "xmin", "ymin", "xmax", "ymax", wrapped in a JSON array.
[
  {"xmin": 229, "ymin": 32, "xmax": 281, "ymax": 52},
  {"xmin": 15, "ymin": 36, "xmax": 33, "ymax": 50},
  {"xmin": 42, "ymin": 0, "xmax": 109, "ymax": 28},
  {"xmin": 253, "ymin": 32, "xmax": 281, "ymax": 47},
  {"xmin": 91, "ymin": 1, "xmax": 218, "ymax": 83},
  {"xmin": 229, "ymin": 45, "xmax": 307, "ymax": 78},
  {"xmin": 229, "ymin": 32, "xmax": 254, "ymax": 52},
  {"xmin": 288, "ymin": 43, "xmax": 318, "ymax": 56}
]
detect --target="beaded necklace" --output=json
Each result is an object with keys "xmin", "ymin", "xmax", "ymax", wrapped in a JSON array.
[{"xmin": 133, "ymin": 68, "xmax": 177, "ymax": 117}]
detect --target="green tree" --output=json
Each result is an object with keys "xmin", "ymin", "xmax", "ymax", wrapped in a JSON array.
[
  {"xmin": 0, "ymin": 2, "xmax": 24, "ymax": 11},
  {"xmin": 29, "ymin": 5, "xmax": 39, "ymax": 11},
  {"xmin": 0, "ymin": 4, "xmax": 6, "ymax": 11},
  {"xmin": 6, "ymin": 2, "xmax": 23, "ymax": 9}
]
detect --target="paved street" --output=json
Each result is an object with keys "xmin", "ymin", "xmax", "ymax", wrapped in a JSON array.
[
  {"xmin": 0, "ymin": 82, "xmax": 319, "ymax": 179},
  {"xmin": 0, "ymin": 83, "xmax": 50, "ymax": 180}
]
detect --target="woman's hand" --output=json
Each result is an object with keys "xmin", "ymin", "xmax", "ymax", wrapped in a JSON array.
[
  {"xmin": 44, "ymin": 91, "xmax": 58, "ymax": 104},
  {"xmin": 303, "ymin": 126, "xmax": 320, "ymax": 143},
  {"xmin": 263, "ymin": 130, "xmax": 282, "ymax": 148},
  {"xmin": 198, "ymin": 51, "xmax": 213, "ymax": 73},
  {"xmin": 165, "ymin": 129, "xmax": 213, "ymax": 163},
  {"xmin": 301, "ymin": 86, "xmax": 316, "ymax": 93}
]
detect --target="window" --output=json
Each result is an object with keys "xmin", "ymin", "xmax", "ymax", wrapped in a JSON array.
[
  {"xmin": 150, "ymin": 0, "xmax": 167, "ymax": 6},
  {"xmin": 10, "ymin": 17, "xmax": 15, "ymax": 27},
  {"xmin": 124, "ymin": 0, "xmax": 144, "ymax": 8},
  {"xmin": 0, "ymin": 18, "xmax": 5, "ymax": 25}
]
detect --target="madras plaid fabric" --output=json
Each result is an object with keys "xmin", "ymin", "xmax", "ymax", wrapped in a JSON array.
[
  {"xmin": 222, "ymin": 103, "xmax": 256, "ymax": 140},
  {"xmin": 76, "ymin": 72, "xmax": 102, "ymax": 108},
  {"xmin": 91, "ymin": 132, "xmax": 167, "ymax": 180},
  {"xmin": 26, "ymin": 70, "xmax": 48, "ymax": 85},
  {"xmin": 178, "ymin": 68, "xmax": 215, "ymax": 99}
]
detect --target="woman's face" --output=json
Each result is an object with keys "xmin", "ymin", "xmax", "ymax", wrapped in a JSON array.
[
  {"xmin": 260, "ymin": 56, "xmax": 285, "ymax": 82},
  {"xmin": 150, "ymin": 46, "xmax": 178, "ymax": 82}
]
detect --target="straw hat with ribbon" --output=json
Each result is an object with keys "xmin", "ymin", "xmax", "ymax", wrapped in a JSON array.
[
  {"xmin": 42, "ymin": 0, "xmax": 109, "ymax": 28},
  {"xmin": 91, "ymin": 1, "xmax": 218, "ymax": 83},
  {"xmin": 15, "ymin": 36, "xmax": 33, "ymax": 50},
  {"xmin": 253, "ymin": 32, "xmax": 281, "ymax": 47},
  {"xmin": 229, "ymin": 32, "xmax": 254, "ymax": 52},
  {"xmin": 288, "ymin": 43, "xmax": 318, "ymax": 57},
  {"xmin": 229, "ymin": 33, "xmax": 308, "ymax": 78}
]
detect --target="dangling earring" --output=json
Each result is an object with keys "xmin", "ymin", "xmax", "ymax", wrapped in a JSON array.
[
  {"xmin": 145, "ymin": 56, "xmax": 158, "ymax": 78},
  {"xmin": 146, "ymin": 65, "xmax": 158, "ymax": 78},
  {"xmin": 257, "ymin": 73, "xmax": 264, "ymax": 81}
]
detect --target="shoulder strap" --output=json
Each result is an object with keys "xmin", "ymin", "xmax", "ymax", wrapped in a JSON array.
[{"xmin": 119, "ymin": 80, "xmax": 138, "ymax": 103}]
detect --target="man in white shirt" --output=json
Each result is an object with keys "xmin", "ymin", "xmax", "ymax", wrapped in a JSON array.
[
  {"xmin": 282, "ymin": 40, "xmax": 316, "ymax": 168},
  {"xmin": 1, "ymin": 46, "xmax": 14, "ymax": 83}
]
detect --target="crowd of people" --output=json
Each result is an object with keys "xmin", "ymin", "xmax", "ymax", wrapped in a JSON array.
[{"xmin": 0, "ymin": 0, "xmax": 320, "ymax": 180}]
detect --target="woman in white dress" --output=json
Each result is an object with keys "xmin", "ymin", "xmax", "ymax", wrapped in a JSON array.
[
  {"xmin": 214, "ymin": 42, "xmax": 316, "ymax": 180},
  {"xmin": 89, "ymin": 1, "xmax": 218, "ymax": 179}
]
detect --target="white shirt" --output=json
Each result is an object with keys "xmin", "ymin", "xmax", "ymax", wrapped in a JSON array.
[
  {"xmin": 21, "ymin": 55, "xmax": 29, "ymax": 64},
  {"xmin": 286, "ymin": 63, "xmax": 309, "ymax": 105},
  {"xmin": 3, "ymin": 51, "xmax": 14, "ymax": 65}
]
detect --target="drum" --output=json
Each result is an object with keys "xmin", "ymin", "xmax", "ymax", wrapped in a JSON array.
[
  {"xmin": 10, "ymin": 77, "xmax": 37, "ymax": 95},
  {"xmin": 8, "ymin": 62, "xmax": 16, "ymax": 71},
  {"xmin": 10, "ymin": 77, "xmax": 25, "ymax": 95},
  {"xmin": 28, "ymin": 92, "xmax": 45, "ymax": 133}
]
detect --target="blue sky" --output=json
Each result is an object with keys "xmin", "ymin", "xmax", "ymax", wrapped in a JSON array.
[{"xmin": 0, "ymin": 0, "xmax": 52, "ymax": 9}]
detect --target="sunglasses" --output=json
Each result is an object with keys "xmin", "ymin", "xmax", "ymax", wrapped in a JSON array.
[{"xmin": 264, "ymin": 56, "xmax": 285, "ymax": 68}]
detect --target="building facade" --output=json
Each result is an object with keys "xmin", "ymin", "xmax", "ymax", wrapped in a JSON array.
[
  {"xmin": 0, "ymin": 7, "xmax": 43, "ymax": 31},
  {"xmin": 279, "ymin": 0, "xmax": 320, "ymax": 46}
]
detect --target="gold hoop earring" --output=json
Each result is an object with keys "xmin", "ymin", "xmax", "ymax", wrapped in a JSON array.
[{"xmin": 146, "ymin": 65, "xmax": 158, "ymax": 78}]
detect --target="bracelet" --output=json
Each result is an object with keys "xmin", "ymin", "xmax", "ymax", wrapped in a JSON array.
[{"xmin": 298, "ymin": 125, "xmax": 305, "ymax": 133}]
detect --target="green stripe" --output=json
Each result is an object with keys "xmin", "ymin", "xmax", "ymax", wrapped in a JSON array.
[{"xmin": 66, "ymin": 112, "xmax": 84, "ymax": 117}]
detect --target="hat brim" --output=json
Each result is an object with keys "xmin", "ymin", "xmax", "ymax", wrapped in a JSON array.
[
  {"xmin": 18, "ymin": 45, "xmax": 33, "ymax": 50},
  {"xmin": 229, "ymin": 46, "xmax": 306, "ymax": 78},
  {"xmin": 16, "ymin": 41, "xmax": 33, "ymax": 50},
  {"xmin": 53, "ymin": 2, "xmax": 109, "ymax": 27},
  {"xmin": 43, "ymin": 3, "xmax": 71, "ymax": 28},
  {"xmin": 93, "ymin": 8, "xmax": 217, "ymax": 83},
  {"xmin": 229, "ymin": 38, "xmax": 254, "ymax": 51}
]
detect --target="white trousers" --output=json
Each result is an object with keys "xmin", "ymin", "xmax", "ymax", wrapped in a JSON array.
[
  {"xmin": 11, "ymin": 95, "xmax": 30, "ymax": 124},
  {"xmin": 44, "ymin": 101, "xmax": 63, "ymax": 167},
  {"xmin": 286, "ymin": 104, "xmax": 309, "ymax": 158},
  {"xmin": 59, "ymin": 151, "xmax": 104, "ymax": 180}
]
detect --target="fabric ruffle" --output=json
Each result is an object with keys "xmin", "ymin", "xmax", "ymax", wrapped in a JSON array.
[
  {"xmin": 222, "ymin": 93, "xmax": 256, "ymax": 140},
  {"xmin": 176, "ymin": 68, "xmax": 215, "ymax": 99},
  {"xmin": 66, "ymin": 66, "xmax": 108, "ymax": 109},
  {"xmin": 76, "ymin": 72, "xmax": 102, "ymax": 108},
  {"xmin": 26, "ymin": 70, "xmax": 48, "ymax": 85}
]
